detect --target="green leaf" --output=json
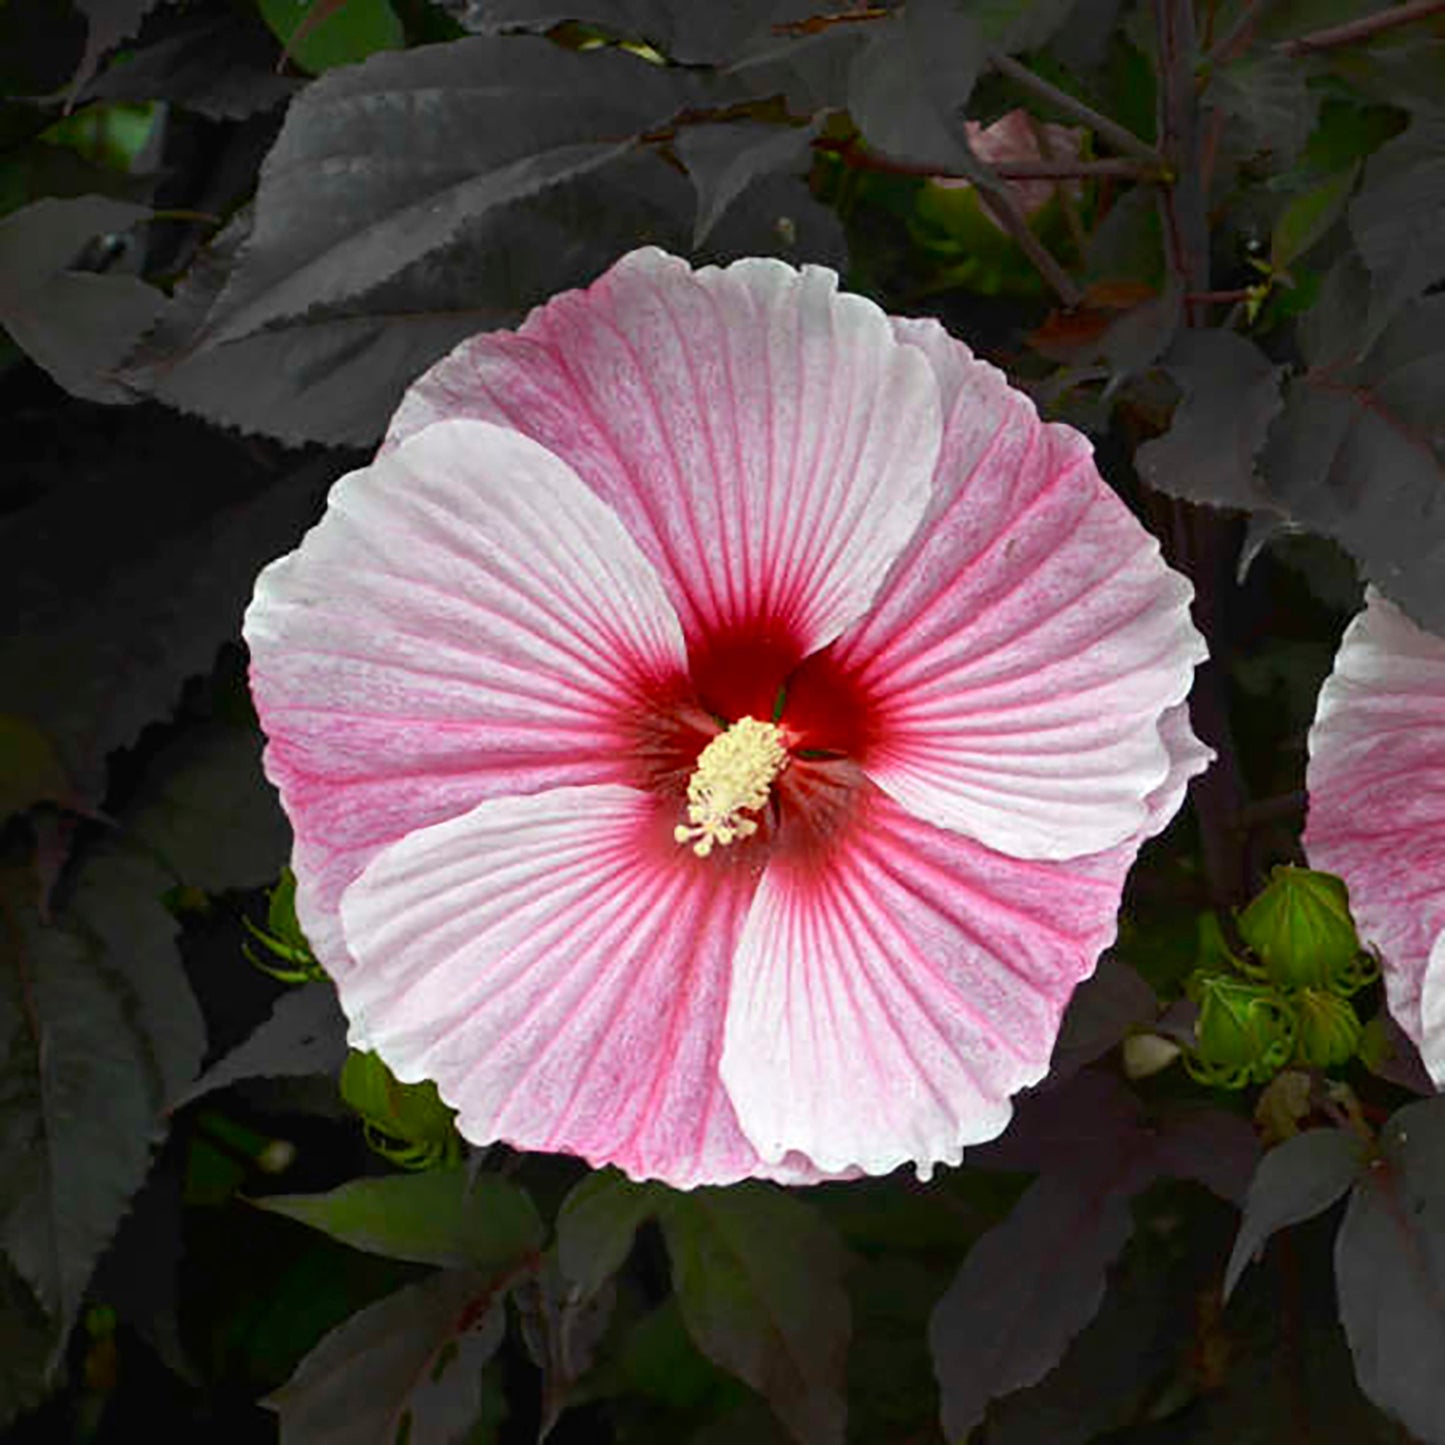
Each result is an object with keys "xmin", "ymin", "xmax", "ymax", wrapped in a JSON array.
[
  {"xmin": 1237, "ymin": 866, "xmax": 1361, "ymax": 990},
  {"xmin": 1271, "ymin": 162, "xmax": 1360, "ymax": 270},
  {"xmin": 556, "ymin": 1169, "xmax": 660, "ymax": 1297},
  {"xmin": 339, "ymin": 1052, "xmax": 460, "ymax": 1167},
  {"xmin": 258, "ymin": 1168, "xmax": 543, "ymax": 1273},
  {"xmin": 619, "ymin": 1297, "xmax": 747, "ymax": 1412},
  {"xmin": 1336, "ymin": 1098, "xmax": 1445, "ymax": 1441},
  {"xmin": 1224, "ymin": 1128, "xmax": 1366, "ymax": 1300},
  {"xmin": 257, "ymin": 0, "xmax": 404, "ymax": 75},
  {"xmin": 658, "ymin": 1184, "xmax": 850, "ymax": 1445},
  {"xmin": 266, "ymin": 1268, "xmax": 506, "ymax": 1445}
]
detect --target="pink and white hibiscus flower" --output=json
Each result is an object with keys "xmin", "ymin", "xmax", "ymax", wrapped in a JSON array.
[
  {"xmin": 1305, "ymin": 589, "xmax": 1445, "ymax": 1084},
  {"xmin": 243, "ymin": 248, "xmax": 1210, "ymax": 1188}
]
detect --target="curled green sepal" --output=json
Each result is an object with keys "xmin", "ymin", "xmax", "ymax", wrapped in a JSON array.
[
  {"xmin": 340, "ymin": 1050, "xmax": 462, "ymax": 1171},
  {"xmin": 1294, "ymin": 988, "xmax": 1363, "ymax": 1069},
  {"xmin": 1236, "ymin": 866, "xmax": 1361, "ymax": 991},
  {"xmin": 1185, "ymin": 974, "xmax": 1298, "ymax": 1088},
  {"xmin": 242, "ymin": 868, "xmax": 326, "ymax": 983}
]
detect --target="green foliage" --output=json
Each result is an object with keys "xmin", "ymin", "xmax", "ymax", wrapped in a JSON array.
[
  {"xmin": 339, "ymin": 1051, "xmax": 462, "ymax": 1170},
  {"xmin": 256, "ymin": 0, "xmax": 404, "ymax": 74},
  {"xmin": 1185, "ymin": 869, "xmax": 1380, "ymax": 1087},
  {"xmin": 257, "ymin": 1168, "xmax": 543, "ymax": 1273},
  {"xmin": 244, "ymin": 869, "xmax": 327, "ymax": 983},
  {"xmin": 1237, "ymin": 866, "xmax": 1363, "ymax": 991}
]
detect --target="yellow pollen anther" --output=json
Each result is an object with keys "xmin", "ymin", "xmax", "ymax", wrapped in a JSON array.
[{"xmin": 674, "ymin": 716, "xmax": 788, "ymax": 858}]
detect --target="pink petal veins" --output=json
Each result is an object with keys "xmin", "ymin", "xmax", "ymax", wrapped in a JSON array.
[
  {"xmin": 1304, "ymin": 590, "xmax": 1445, "ymax": 1082},
  {"xmin": 721, "ymin": 788, "xmax": 1123, "ymax": 1178},
  {"xmin": 337, "ymin": 784, "xmax": 833, "ymax": 1188},
  {"xmin": 244, "ymin": 420, "xmax": 687, "ymax": 977},
  {"xmin": 385, "ymin": 246, "xmax": 941, "ymax": 657},
  {"xmin": 827, "ymin": 316, "xmax": 1206, "ymax": 859},
  {"xmin": 720, "ymin": 702, "xmax": 1211, "ymax": 1178}
]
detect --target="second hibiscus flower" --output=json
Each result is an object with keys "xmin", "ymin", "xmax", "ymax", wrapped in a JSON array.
[{"xmin": 244, "ymin": 248, "xmax": 1211, "ymax": 1188}]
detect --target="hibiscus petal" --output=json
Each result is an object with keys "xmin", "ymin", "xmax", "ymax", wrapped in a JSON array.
[
  {"xmin": 828, "ymin": 317, "xmax": 1206, "ymax": 860},
  {"xmin": 244, "ymin": 420, "xmax": 687, "ymax": 975},
  {"xmin": 337, "ymin": 784, "xmax": 824, "ymax": 1188},
  {"xmin": 1304, "ymin": 590, "xmax": 1445, "ymax": 1080},
  {"xmin": 386, "ymin": 247, "xmax": 941, "ymax": 654},
  {"xmin": 720, "ymin": 788, "xmax": 1136, "ymax": 1179}
]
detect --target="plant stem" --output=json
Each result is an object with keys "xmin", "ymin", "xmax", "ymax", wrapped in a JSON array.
[
  {"xmin": 988, "ymin": 51, "xmax": 1162, "ymax": 163},
  {"xmin": 1153, "ymin": 0, "xmax": 1253, "ymax": 907},
  {"xmin": 988, "ymin": 158, "xmax": 1159, "ymax": 179},
  {"xmin": 1204, "ymin": 0, "xmax": 1272, "ymax": 66},
  {"xmin": 1277, "ymin": 0, "xmax": 1445, "ymax": 55},
  {"xmin": 972, "ymin": 182, "xmax": 1085, "ymax": 306}
]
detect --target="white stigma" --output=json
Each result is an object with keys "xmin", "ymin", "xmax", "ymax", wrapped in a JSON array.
[{"xmin": 674, "ymin": 717, "xmax": 789, "ymax": 858}]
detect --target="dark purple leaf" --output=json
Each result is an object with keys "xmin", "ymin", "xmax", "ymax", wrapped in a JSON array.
[
  {"xmin": 847, "ymin": 3, "xmax": 985, "ymax": 175},
  {"xmin": 1154, "ymin": 1106, "xmax": 1261, "ymax": 1207},
  {"xmin": 176, "ymin": 982, "xmax": 348, "ymax": 1107},
  {"xmin": 266, "ymin": 1267, "xmax": 506, "ymax": 1445},
  {"xmin": 1349, "ymin": 116, "xmax": 1445, "ymax": 346},
  {"xmin": 81, "ymin": 11, "xmax": 302, "ymax": 119},
  {"xmin": 699, "ymin": 169, "xmax": 849, "ymax": 271},
  {"xmin": 1261, "ymin": 259, "xmax": 1445, "ymax": 634},
  {"xmin": 0, "ymin": 434, "xmax": 333, "ymax": 804},
  {"xmin": 1336, "ymin": 1099, "xmax": 1445, "ymax": 1444},
  {"xmin": 0, "ymin": 841, "xmax": 202, "ymax": 1343},
  {"xmin": 126, "ymin": 718, "xmax": 289, "ymax": 893},
  {"xmin": 1225, "ymin": 1128, "xmax": 1366, "ymax": 1301},
  {"xmin": 70, "ymin": 0, "xmax": 165, "ymax": 94},
  {"xmin": 675, "ymin": 119, "xmax": 819, "ymax": 245},
  {"xmin": 0, "ymin": 197, "xmax": 162, "ymax": 404},
  {"xmin": 659, "ymin": 1184, "xmax": 850, "ymax": 1445},
  {"xmin": 930, "ymin": 1170, "xmax": 1136, "ymax": 1442},
  {"xmin": 1049, "ymin": 954, "xmax": 1159, "ymax": 1082},
  {"xmin": 974, "ymin": 0, "xmax": 1082, "ymax": 53},
  {"xmin": 975, "ymin": 1068, "xmax": 1146, "ymax": 1176},
  {"xmin": 725, "ymin": 21, "xmax": 872, "ymax": 113},
  {"xmin": 127, "ymin": 151, "xmax": 696, "ymax": 445},
  {"xmin": 187, "ymin": 38, "xmax": 699, "ymax": 347},
  {"xmin": 1136, "ymin": 329, "xmax": 1284, "ymax": 512},
  {"xmin": 459, "ymin": 0, "xmax": 821, "ymax": 62},
  {"xmin": 1207, "ymin": 50, "xmax": 1320, "ymax": 165}
]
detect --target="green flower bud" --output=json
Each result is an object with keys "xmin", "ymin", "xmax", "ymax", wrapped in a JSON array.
[
  {"xmin": 1237, "ymin": 867, "xmax": 1360, "ymax": 991},
  {"xmin": 243, "ymin": 868, "xmax": 326, "ymax": 983},
  {"xmin": 1293, "ymin": 989, "xmax": 1363, "ymax": 1069},
  {"xmin": 1186, "ymin": 975, "xmax": 1297, "ymax": 1087},
  {"xmin": 340, "ymin": 1050, "xmax": 461, "ymax": 1170}
]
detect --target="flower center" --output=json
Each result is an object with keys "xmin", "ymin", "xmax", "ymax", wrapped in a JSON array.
[{"xmin": 674, "ymin": 716, "xmax": 788, "ymax": 858}]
